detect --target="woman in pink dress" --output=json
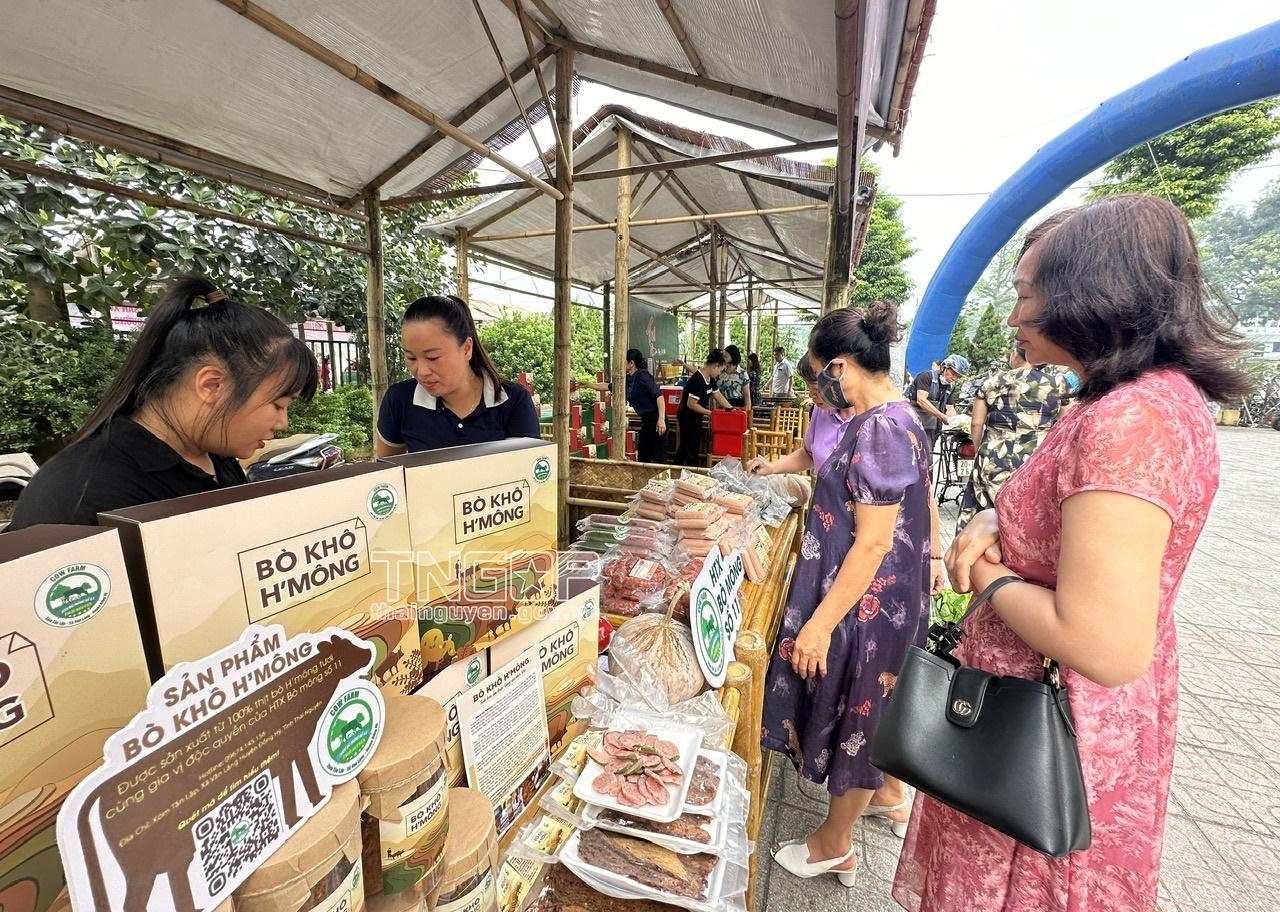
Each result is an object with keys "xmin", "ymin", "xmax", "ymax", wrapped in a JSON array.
[{"xmin": 893, "ymin": 196, "xmax": 1251, "ymax": 912}]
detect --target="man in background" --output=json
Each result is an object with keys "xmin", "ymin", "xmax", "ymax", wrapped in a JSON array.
[
  {"xmin": 770, "ymin": 346, "xmax": 794, "ymax": 398},
  {"xmin": 910, "ymin": 353, "xmax": 969, "ymax": 449}
]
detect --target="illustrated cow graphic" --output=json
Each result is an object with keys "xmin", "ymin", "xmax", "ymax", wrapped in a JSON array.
[{"xmin": 70, "ymin": 634, "xmax": 374, "ymax": 912}]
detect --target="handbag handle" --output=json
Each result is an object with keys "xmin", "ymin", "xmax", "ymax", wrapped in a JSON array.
[{"xmin": 930, "ymin": 575, "xmax": 1064, "ymax": 689}]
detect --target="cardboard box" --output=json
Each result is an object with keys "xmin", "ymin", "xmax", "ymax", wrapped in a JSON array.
[
  {"xmin": 489, "ymin": 578, "xmax": 600, "ymax": 756},
  {"xmin": 0, "ymin": 526, "xmax": 152, "ymax": 912},
  {"xmin": 100, "ymin": 463, "xmax": 421, "ymax": 694},
  {"xmin": 414, "ymin": 650, "xmax": 488, "ymax": 787},
  {"xmin": 385, "ymin": 440, "xmax": 559, "ymax": 684}
]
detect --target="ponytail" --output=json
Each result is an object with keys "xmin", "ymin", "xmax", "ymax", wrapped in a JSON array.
[
  {"xmin": 72, "ymin": 275, "xmax": 317, "ymax": 445},
  {"xmin": 402, "ymin": 294, "xmax": 504, "ymax": 391}
]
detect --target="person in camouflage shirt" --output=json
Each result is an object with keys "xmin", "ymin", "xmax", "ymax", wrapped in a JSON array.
[{"xmin": 956, "ymin": 347, "xmax": 1072, "ymax": 532}]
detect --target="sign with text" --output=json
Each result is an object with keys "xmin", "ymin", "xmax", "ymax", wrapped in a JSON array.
[
  {"xmin": 57, "ymin": 625, "xmax": 384, "ymax": 912},
  {"xmin": 690, "ymin": 549, "xmax": 745, "ymax": 688}
]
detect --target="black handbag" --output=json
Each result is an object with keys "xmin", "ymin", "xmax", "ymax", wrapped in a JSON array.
[{"xmin": 869, "ymin": 576, "xmax": 1092, "ymax": 858}]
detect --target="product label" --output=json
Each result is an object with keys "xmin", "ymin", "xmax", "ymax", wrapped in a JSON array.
[
  {"xmin": 629, "ymin": 559, "xmax": 660, "ymax": 582},
  {"xmin": 58, "ymin": 625, "xmax": 384, "ymax": 912},
  {"xmin": 376, "ymin": 766, "xmax": 449, "ymax": 893},
  {"xmin": 537, "ymin": 623, "xmax": 580, "ymax": 676},
  {"xmin": 453, "ymin": 480, "xmax": 531, "ymax": 544},
  {"xmin": 0, "ymin": 631, "xmax": 54, "ymax": 748},
  {"xmin": 543, "ymin": 778, "xmax": 581, "ymax": 819},
  {"xmin": 524, "ymin": 815, "xmax": 573, "ymax": 856},
  {"xmin": 367, "ymin": 483, "xmax": 400, "ymax": 521},
  {"xmin": 496, "ymin": 857, "xmax": 542, "ymax": 912},
  {"xmin": 311, "ymin": 856, "xmax": 364, "ymax": 912},
  {"xmin": 557, "ymin": 731, "xmax": 602, "ymax": 779},
  {"xmin": 238, "ymin": 519, "xmax": 372, "ymax": 622},
  {"xmin": 34, "ymin": 562, "xmax": 111, "ymax": 628},
  {"xmin": 436, "ymin": 870, "xmax": 495, "ymax": 912},
  {"xmin": 690, "ymin": 548, "xmax": 745, "ymax": 688}
]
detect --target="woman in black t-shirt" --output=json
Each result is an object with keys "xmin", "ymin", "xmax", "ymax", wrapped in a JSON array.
[
  {"xmin": 10, "ymin": 276, "xmax": 317, "ymax": 529},
  {"xmin": 676, "ymin": 349, "xmax": 732, "ymax": 466}
]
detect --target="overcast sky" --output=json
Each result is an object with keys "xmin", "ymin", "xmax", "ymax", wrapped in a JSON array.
[{"xmin": 469, "ymin": 2, "xmax": 1280, "ymax": 318}]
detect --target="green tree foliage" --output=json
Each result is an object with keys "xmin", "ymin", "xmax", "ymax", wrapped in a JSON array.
[
  {"xmin": 0, "ymin": 115, "xmax": 450, "ymax": 356},
  {"xmin": 853, "ymin": 185, "xmax": 916, "ymax": 306},
  {"xmin": 476, "ymin": 304, "xmax": 604, "ymax": 401},
  {"xmin": 687, "ymin": 309, "xmax": 808, "ymax": 364},
  {"xmin": 966, "ymin": 303, "xmax": 1012, "ymax": 369},
  {"xmin": 945, "ymin": 309, "xmax": 975, "ymax": 363},
  {"xmin": 281, "ymin": 384, "xmax": 374, "ymax": 458},
  {"xmin": 1088, "ymin": 100, "xmax": 1280, "ymax": 220},
  {"xmin": 1197, "ymin": 178, "xmax": 1280, "ymax": 322}
]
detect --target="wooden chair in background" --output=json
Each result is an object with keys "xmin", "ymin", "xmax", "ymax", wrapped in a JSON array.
[
  {"xmin": 742, "ymin": 429, "xmax": 795, "ymax": 465},
  {"xmin": 772, "ymin": 407, "xmax": 803, "ymax": 441}
]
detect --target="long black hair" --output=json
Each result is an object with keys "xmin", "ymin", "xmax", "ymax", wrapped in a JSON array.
[
  {"xmin": 626, "ymin": 348, "xmax": 648, "ymax": 371},
  {"xmin": 73, "ymin": 276, "xmax": 317, "ymax": 446},
  {"xmin": 808, "ymin": 300, "xmax": 902, "ymax": 375},
  {"xmin": 403, "ymin": 294, "xmax": 503, "ymax": 391},
  {"xmin": 724, "ymin": 344, "xmax": 742, "ymax": 367},
  {"xmin": 748, "ymin": 352, "xmax": 761, "ymax": 374},
  {"xmin": 1023, "ymin": 195, "xmax": 1250, "ymax": 403}
]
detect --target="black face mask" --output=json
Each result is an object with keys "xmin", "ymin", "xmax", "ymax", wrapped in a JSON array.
[{"xmin": 817, "ymin": 358, "xmax": 851, "ymax": 410}]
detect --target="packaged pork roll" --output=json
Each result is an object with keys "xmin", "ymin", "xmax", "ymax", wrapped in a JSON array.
[
  {"xmin": 428, "ymin": 788, "xmax": 498, "ymax": 912},
  {"xmin": 358, "ymin": 697, "xmax": 449, "ymax": 905},
  {"xmin": 233, "ymin": 780, "xmax": 365, "ymax": 912}
]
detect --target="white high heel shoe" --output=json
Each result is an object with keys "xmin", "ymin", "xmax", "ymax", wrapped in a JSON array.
[
  {"xmin": 771, "ymin": 838, "xmax": 859, "ymax": 887},
  {"xmin": 861, "ymin": 798, "xmax": 910, "ymax": 839}
]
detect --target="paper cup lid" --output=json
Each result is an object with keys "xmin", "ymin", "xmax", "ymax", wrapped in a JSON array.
[
  {"xmin": 236, "ymin": 779, "xmax": 362, "ymax": 895},
  {"xmin": 437, "ymin": 788, "xmax": 498, "ymax": 891},
  {"xmin": 359, "ymin": 696, "xmax": 446, "ymax": 792}
]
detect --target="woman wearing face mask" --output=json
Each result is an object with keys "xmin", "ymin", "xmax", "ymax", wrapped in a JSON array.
[
  {"xmin": 376, "ymin": 294, "xmax": 540, "ymax": 455},
  {"xmin": 748, "ymin": 356, "xmax": 855, "ymax": 476},
  {"xmin": 760, "ymin": 301, "xmax": 938, "ymax": 888},
  {"xmin": 9, "ymin": 276, "xmax": 317, "ymax": 529}
]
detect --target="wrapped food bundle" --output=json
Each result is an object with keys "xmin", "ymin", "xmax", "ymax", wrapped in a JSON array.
[
  {"xmin": 675, "ymin": 471, "xmax": 720, "ymax": 500},
  {"xmin": 711, "ymin": 490, "xmax": 754, "ymax": 515},
  {"xmin": 608, "ymin": 594, "xmax": 704, "ymax": 705},
  {"xmin": 602, "ymin": 554, "xmax": 673, "ymax": 618},
  {"xmin": 672, "ymin": 501, "xmax": 726, "ymax": 530}
]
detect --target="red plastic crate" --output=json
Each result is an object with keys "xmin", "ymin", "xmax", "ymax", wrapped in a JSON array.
[{"xmin": 709, "ymin": 409, "xmax": 748, "ymax": 457}]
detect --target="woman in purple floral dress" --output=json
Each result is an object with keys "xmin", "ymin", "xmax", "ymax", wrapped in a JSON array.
[{"xmin": 762, "ymin": 301, "xmax": 938, "ymax": 888}]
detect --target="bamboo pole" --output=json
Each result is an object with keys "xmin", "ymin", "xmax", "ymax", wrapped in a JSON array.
[
  {"xmin": 365, "ymin": 195, "xmax": 388, "ymax": 435},
  {"xmin": 455, "ymin": 228, "xmax": 470, "ymax": 300},
  {"xmin": 723, "ymin": 662, "xmax": 753, "ymax": 759},
  {"xmin": 470, "ymin": 0, "xmax": 550, "ymax": 179},
  {"xmin": 0, "ymin": 154, "xmax": 370, "ymax": 254},
  {"xmin": 718, "ymin": 240, "xmax": 730, "ymax": 348},
  {"xmin": 453, "ymin": 144, "xmax": 617, "ymax": 232},
  {"xmin": 513, "ymin": 0, "xmax": 569, "ymax": 172},
  {"xmin": 654, "ymin": 0, "xmax": 707, "ymax": 76},
  {"xmin": 772, "ymin": 297, "xmax": 780, "ymax": 358},
  {"xmin": 822, "ymin": 192, "xmax": 855, "ymax": 314},
  {"xmin": 0, "ymin": 84, "xmax": 347, "ymax": 212},
  {"xmin": 540, "ymin": 35, "xmax": 892, "ymax": 136},
  {"xmin": 385, "ymin": 137, "xmax": 836, "ymax": 204},
  {"xmin": 471, "ymin": 204, "xmax": 824, "ymax": 243},
  {"xmin": 602, "ymin": 282, "xmax": 612, "ymax": 377},
  {"xmin": 707, "ymin": 225, "xmax": 719, "ymax": 354},
  {"xmin": 214, "ymin": 0, "xmax": 563, "ymax": 201},
  {"xmin": 553, "ymin": 48, "xmax": 575, "ymax": 544},
  {"xmin": 610, "ymin": 126, "xmax": 632, "ymax": 461},
  {"xmin": 351, "ymin": 45, "xmax": 555, "ymax": 205}
]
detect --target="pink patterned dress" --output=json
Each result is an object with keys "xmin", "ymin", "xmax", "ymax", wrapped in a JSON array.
[{"xmin": 894, "ymin": 369, "xmax": 1219, "ymax": 912}]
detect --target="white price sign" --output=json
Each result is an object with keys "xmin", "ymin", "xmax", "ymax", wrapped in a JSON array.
[{"xmin": 689, "ymin": 548, "xmax": 745, "ymax": 688}]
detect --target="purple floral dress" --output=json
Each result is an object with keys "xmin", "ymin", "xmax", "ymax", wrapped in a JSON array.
[{"xmin": 761, "ymin": 400, "xmax": 932, "ymax": 795}]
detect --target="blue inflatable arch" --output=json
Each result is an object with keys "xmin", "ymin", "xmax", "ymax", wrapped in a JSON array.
[{"xmin": 906, "ymin": 20, "xmax": 1280, "ymax": 374}]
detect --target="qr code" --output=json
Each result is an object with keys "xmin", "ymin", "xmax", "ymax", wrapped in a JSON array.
[{"xmin": 193, "ymin": 770, "xmax": 282, "ymax": 896}]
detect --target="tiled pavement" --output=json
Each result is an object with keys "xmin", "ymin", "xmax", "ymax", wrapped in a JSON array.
[{"xmin": 754, "ymin": 427, "xmax": 1280, "ymax": 911}]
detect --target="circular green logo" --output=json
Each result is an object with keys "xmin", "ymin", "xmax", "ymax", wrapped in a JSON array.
[
  {"xmin": 466, "ymin": 657, "xmax": 483, "ymax": 686},
  {"xmin": 532, "ymin": 457, "xmax": 552, "ymax": 483},
  {"xmin": 583, "ymin": 598, "xmax": 596, "ymax": 619},
  {"xmin": 696, "ymin": 590, "xmax": 724, "ymax": 672},
  {"xmin": 36, "ymin": 564, "xmax": 111, "ymax": 628},
  {"xmin": 316, "ymin": 683, "xmax": 383, "ymax": 778},
  {"xmin": 367, "ymin": 483, "xmax": 399, "ymax": 520}
]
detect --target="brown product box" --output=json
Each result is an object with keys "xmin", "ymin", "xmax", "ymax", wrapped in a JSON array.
[
  {"xmin": 100, "ymin": 463, "xmax": 421, "ymax": 694},
  {"xmin": 0, "ymin": 526, "xmax": 152, "ymax": 912},
  {"xmin": 384, "ymin": 440, "xmax": 558, "ymax": 683},
  {"xmin": 489, "ymin": 577, "xmax": 600, "ymax": 757},
  {"xmin": 414, "ymin": 651, "xmax": 489, "ymax": 788}
]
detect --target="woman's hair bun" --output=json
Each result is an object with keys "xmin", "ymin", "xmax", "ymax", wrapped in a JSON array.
[{"xmin": 859, "ymin": 299, "xmax": 902, "ymax": 345}]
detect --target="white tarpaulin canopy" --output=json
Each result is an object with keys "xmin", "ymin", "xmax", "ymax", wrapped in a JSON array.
[{"xmin": 0, "ymin": 0, "xmax": 926, "ymax": 206}]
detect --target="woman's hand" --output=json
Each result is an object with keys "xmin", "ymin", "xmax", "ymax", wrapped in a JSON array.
[
  {"xmin": 931, "ymin": 559, "xmax": 946, "ymax": 595},
  {"xmin": 656, "ymin": 415, "xmax": 667, "ymax": 435},
  {"xmin": 791, "ymin": 620, "xmax": 832, "ymax": 679},
  {"xmin": 945, "ymin": 509, "xmax": 1003, "ymax": 593},
  {"xmin": 746, "ymin": 456, "xmax": 773, "ymax": 476}
]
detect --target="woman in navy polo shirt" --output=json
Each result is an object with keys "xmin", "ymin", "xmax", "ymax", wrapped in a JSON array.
[{"xmin": 375, "ymin": 294, "xmax": 541, "ymax": 455}]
